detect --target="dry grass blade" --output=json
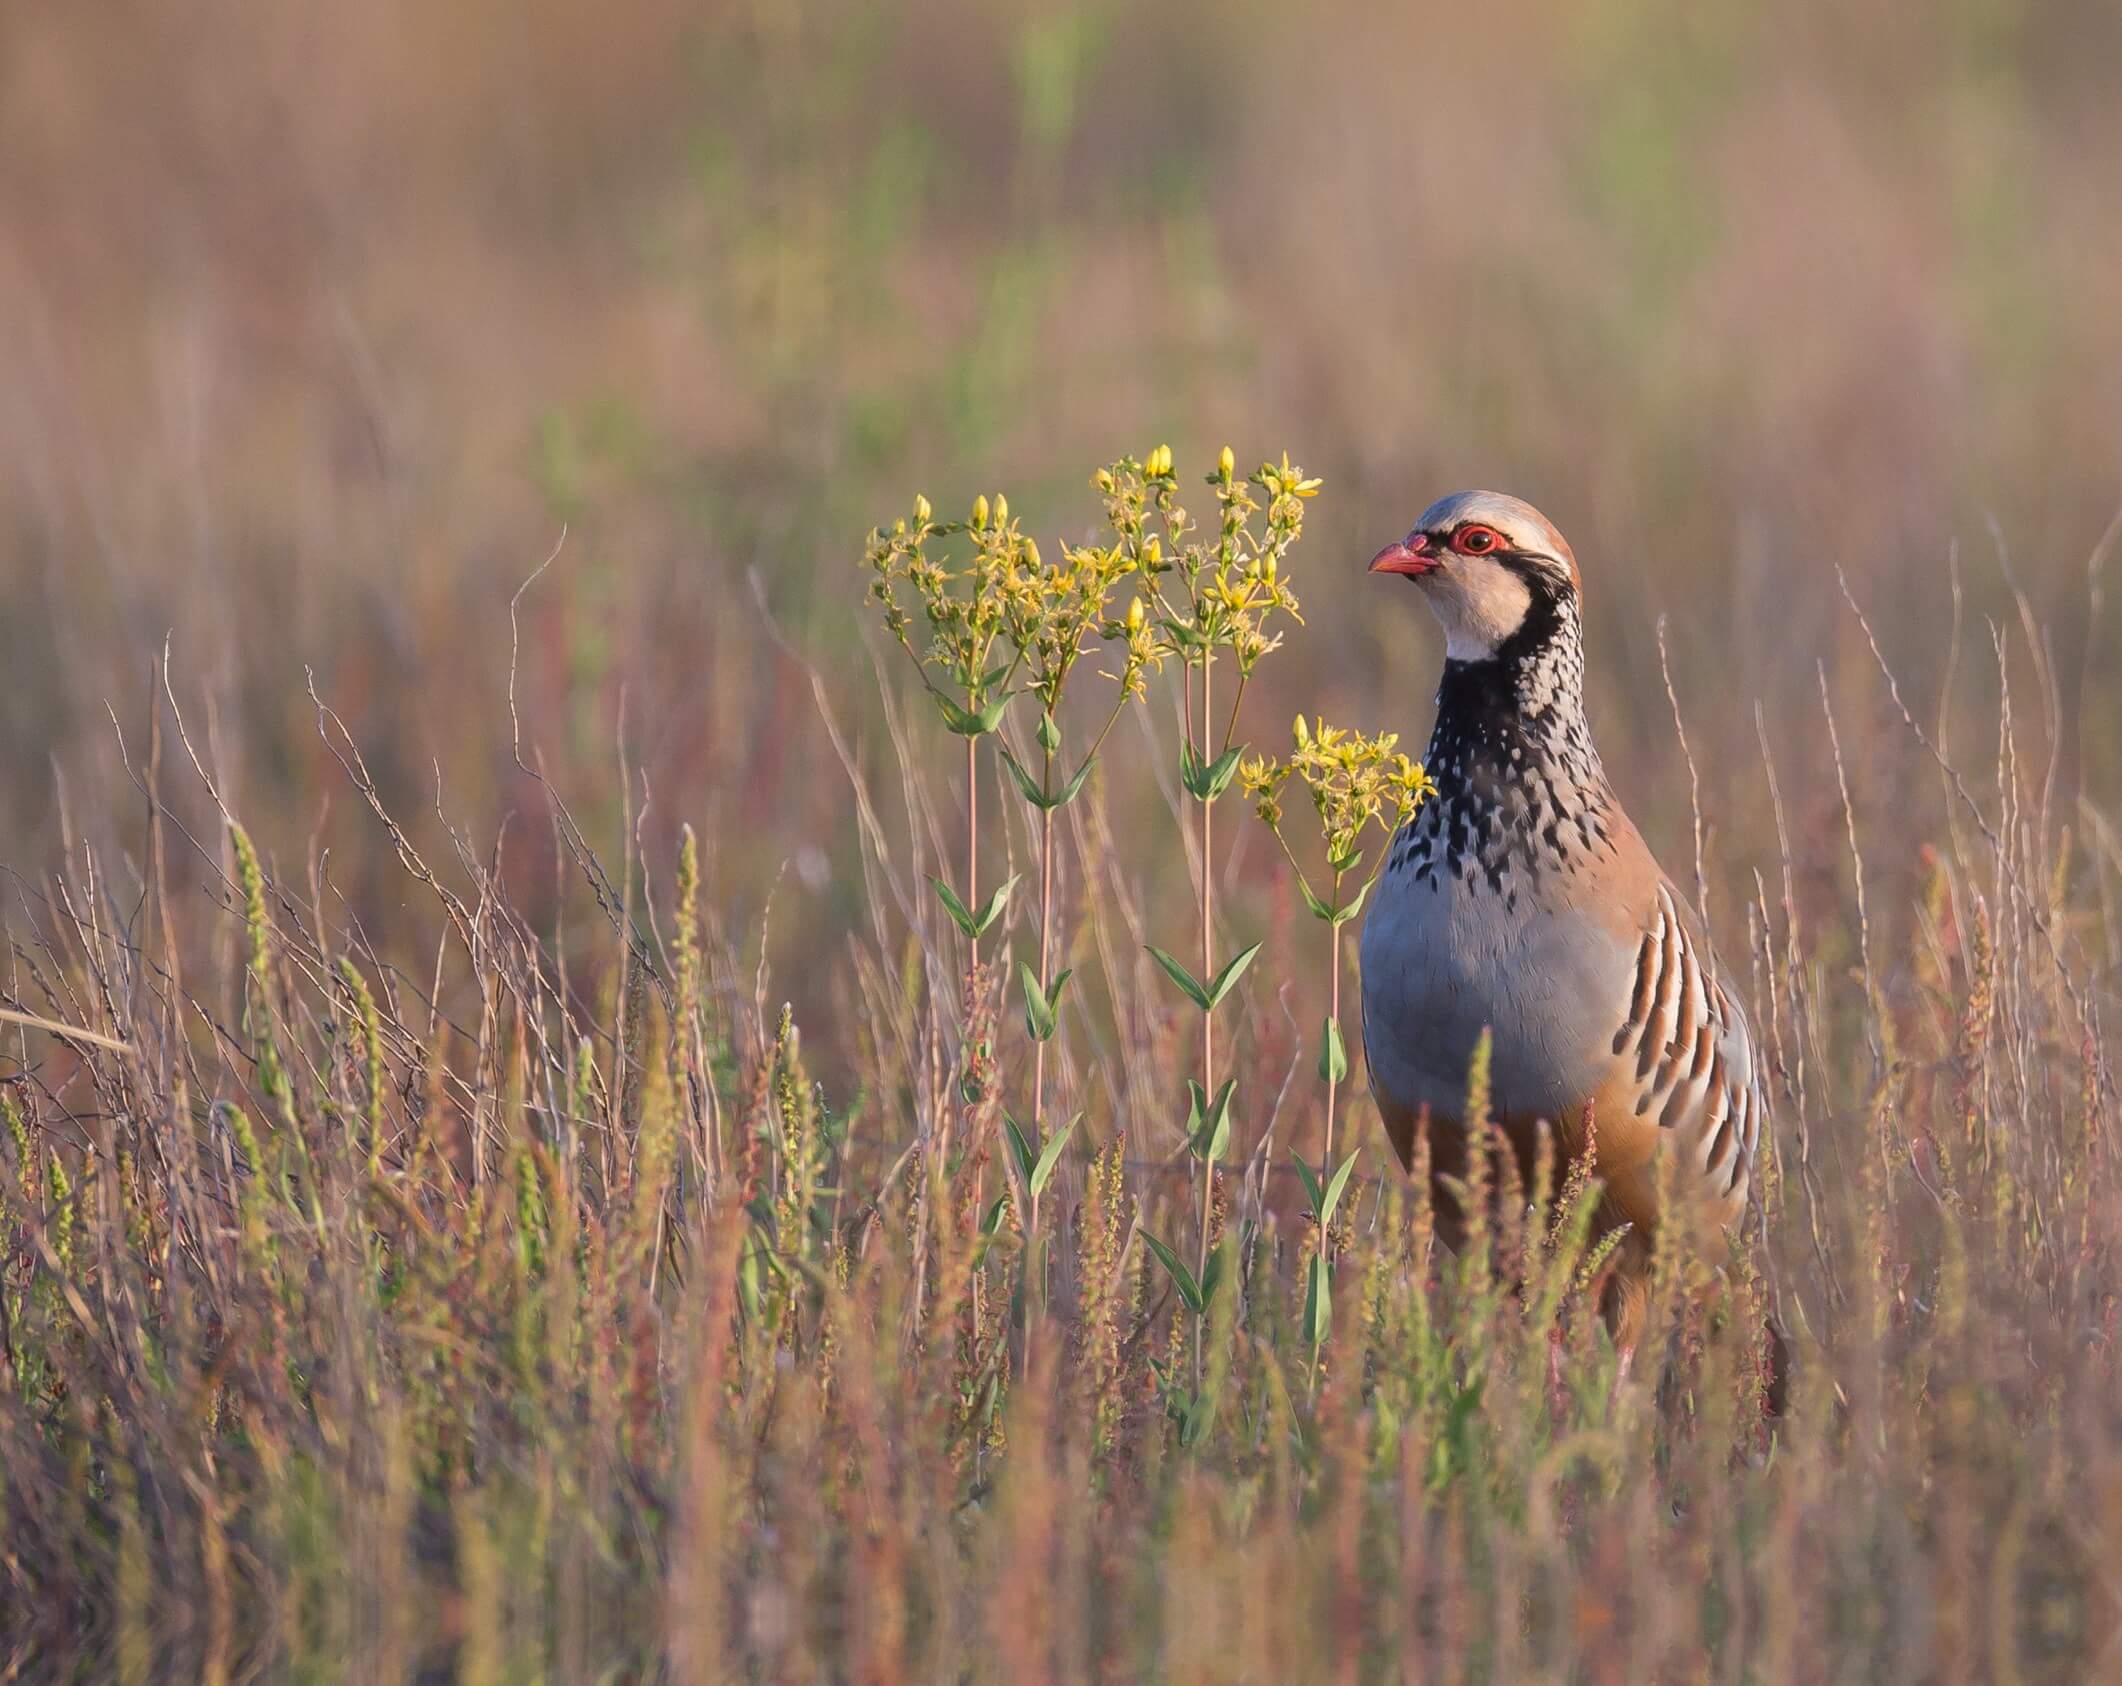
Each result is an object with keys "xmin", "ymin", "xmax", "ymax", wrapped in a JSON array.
[{"xmin": 0, "ymin": 1005, "xmax": 135, "ymax": 1055}]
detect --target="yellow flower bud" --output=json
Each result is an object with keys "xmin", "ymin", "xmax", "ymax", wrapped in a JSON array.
[
  {"xmin": 994, "ymin": 493, "xmax": 1009, "ymax": 524},
  {"xmin": 1143, "ymin": 535, "xmax": 1161, "ymax": 564},
  {"xmin": 1218, "ymin": 445, "xmax": 1235, "ymax": 480},
  {"xmin": 913, "ymin": 494, "xmax": 931, "ymax": 524},
  {"xmin": 1022, "ymin": 537, "xmax": 1040, "ymax": 569},
  {"xmin": 1293, "ymin": 714, "xmax": 1309, "ymax": 747},
  {"xmin": 1127, "ymin": 597, "xmax": 1145, "ymax": 633},
  {"xmin": 972, "ymin": 494, "xmax": 989, "ymax": 530}
]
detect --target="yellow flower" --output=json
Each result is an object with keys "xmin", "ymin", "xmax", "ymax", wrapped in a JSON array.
[
  {"xmin": 1218, "ymin": 445, "xmax": 1236, "ymax": 481},
  {"xmin": 972, "ymin": 494, "xmax": 990, "ymax": 531},
  {"xmin": 1247, "ymin": 717, "xmax": 1434, "ymax": 889}
]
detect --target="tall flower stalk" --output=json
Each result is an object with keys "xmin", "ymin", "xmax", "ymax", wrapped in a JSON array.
[
  {"xmin": 864, "ymin": 492, "xmax": 1026, "ymax": 978},
  {"xmin": 863, "ymin": 491, "xmax": 1027, "ymax": 1340},
  {"xmin": 997, "ymin": 529, "xmax": 1154, "ymax": 1172},
  {"xmin": 1242, "ymin": 717, "xmax": 1432, "ymax": 1379},
  {"xmin": 871, "ymin": 478, "xmax": 1169, "ymax": 1369},
  {"xmin": 992, "ymin": 509, "xmax": 1159, "ymax": 1363},
  {"xmin": 1125, "ymin": 444, "xmax": 1312, "ymax": 1387}
]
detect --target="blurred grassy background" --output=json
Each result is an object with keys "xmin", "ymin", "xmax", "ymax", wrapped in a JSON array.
[
  {"xmin": 4, "ymin": 7, "xmax": 2122, "ymax": 1673},
  {"xmin": 2, "ymin": 0, "xmax": 2117, "ymax": 1041}
]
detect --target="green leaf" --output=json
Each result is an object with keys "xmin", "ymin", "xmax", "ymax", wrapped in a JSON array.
[
  {"xmin": 1051, "ymin": 754, "xmax": 1097, "ymax": 807},
  {"xmin": 1018, "ymin": 962, "xmax": 1071, "ymax": 1042},
  {"xmin": 1202, "ymin": 941, "xmax": 1264, "ymax": 1011},
  {"xmin": 1002, "ymin": 1111, "xmax": 1037, "ymax": 1187},
  {"xmin": 1143, "ymin": 1231, "xmax": 1203, "ymax": 1316},
  {"xmin": 1180, "ymin": 741, "xmax": 1247, "ymax": 801},
  {"xmin": 1000, "ymin": 745, "xmax": 1099, "ymax": 811},
  {"xmin": 1029, "ymin": 1111, "xmax": 1081, "ymax": 1199},
  {"xmin": 1317, "ymin": 1016, "xmax": 1349, "ymax": 1085},
  {"xmin": 1200, "ymin": 743, "xmax": 1246, "ymax": 800},
  {"xmin": 1291, "ymin": 1150, "xmax": 1325, "ymax": 1221},
  {"xmin": 941, "ymin": 692, "xmax": 1013, "ymax": 737},
  {"xmin": 1146, "ymin": 945, "xmax": 1212, "ymax": 1011},
  {"xmin": 971, "ymin": 878, "xmax": 1018, "ymax": 934},
  {"xmin": 1302, "ymin": 1251, "xmax": 1332, "ymax": 1348},
  {"xmin": 981, "ymin": 1193, "xmax": 1013, "ymax": 1237},
  {"xmin": 1319, "ymin": 1149, "xmax": 1361, "ymax": 1230},
  {"xmin": 998, "ymin": 745, "xmax": 1048, "ymax": 807},
  {"xmin": 738, "ymin": 1243, "xmax": 765, "ymax": 1322},
  {"xmin": 1330, "ymin": 876, "xmax": 1376, "ymax": 928},
  {"xmin": 929, "ymin": 872, "xmax": 1019, "ymax": 939},
  {"xmin": 1187, "ymin": 1077, "xmax": 1236, "ymax": 1162},
  {"xmin": 1430, "ymin": 1379, "xmax": 1485, "ymax": 1488},
  {"xmin": 929, "ymin": 875, "xmax": 978, "ymax": 936},
  {"xmin": 1298, "ymin": 878, "xmax": 1336, "ymax": 923},
  {"xmin": 1200, "ymin": 1241, "xmax": 1226, "ymax": 1310}
]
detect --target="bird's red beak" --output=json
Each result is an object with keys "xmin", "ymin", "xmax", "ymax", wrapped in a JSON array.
[{"xmin": 1368, "ymin": 533, "xmax": 1438, "ymax": 578}]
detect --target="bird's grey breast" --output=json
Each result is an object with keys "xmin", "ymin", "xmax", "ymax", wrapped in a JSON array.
[{"xmin": 1361, "ymin": 837, "xmax": 1636, "ymax": 1128}]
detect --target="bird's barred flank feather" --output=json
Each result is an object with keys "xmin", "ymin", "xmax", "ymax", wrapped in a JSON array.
[{"xmin": 1606, "ymin": 886, "xmax": 1762, "ymax": 1203}]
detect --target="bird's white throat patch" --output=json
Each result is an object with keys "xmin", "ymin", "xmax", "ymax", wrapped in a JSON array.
[{"xmin": 1422, "ymin": 557, "xmax": 1533, "ymax": 661}]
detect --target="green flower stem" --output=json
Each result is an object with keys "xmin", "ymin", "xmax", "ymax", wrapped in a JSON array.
[
  {"xmin": 963, "ymin": 726, "xmax": 989, "ymax": 1349},
  {"xmin": 1195, "ymin": 654, "xmax": 1217, "ymax": 1384},
  {"xmin": 1031, "ymin": 743, "xmax": 1056, "ymax": 1161},
  {"xmin": 1320, "ymin": 872, "xmax": 1351, "ymax": 1401},
  {"xmin": 965, "ymin": 732, "xmax": 980, "ymax": 972},
  {"xmin": 1078, "ymin": 688, "xmax": 1133, "ymax": 772},
  {"xmin": 1324, "ymin": 872, "xmax": 1345, "ymax": 1165},
  {"xmin": 1022, "ymin": 744, "xmax": 1056, "ymax": 1379},
  {"xmin": 1220, "ymin": 668, "xmax": 1249, "ymax": 760}
]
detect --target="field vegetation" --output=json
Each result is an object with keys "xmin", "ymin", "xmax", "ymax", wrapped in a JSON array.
[{"xmin": 2, "ymin": 1, "xmax": 2119, "ymax": 1677}]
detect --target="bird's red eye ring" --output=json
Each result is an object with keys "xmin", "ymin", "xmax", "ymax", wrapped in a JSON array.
[{"xmin": 1454, "ymin": 524, "xmax": 1502, "ymax": 555}]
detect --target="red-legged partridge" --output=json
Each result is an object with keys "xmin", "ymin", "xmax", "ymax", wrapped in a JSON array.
[{"xmin": 1360, "ymin": 492, "xmax": 1767, "ymax": 1346}]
